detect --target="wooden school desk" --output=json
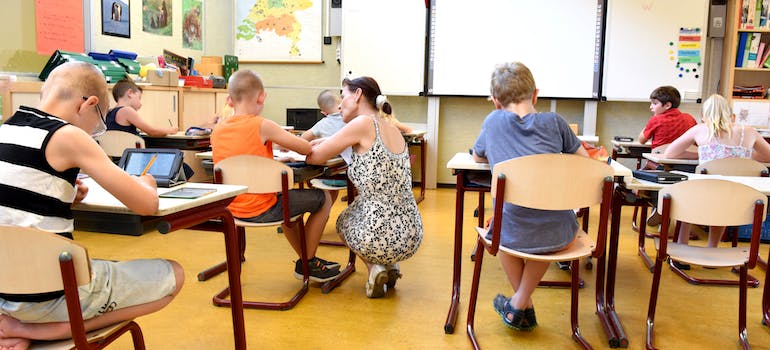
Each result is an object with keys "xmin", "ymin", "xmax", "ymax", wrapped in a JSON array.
[
  {"xmin": 403, "ymin": 129, "xmax": 427, "ymax": 204},
  {"xmin": 442, "ymin": 152, "xmax": 632, "ymax": 338},
  {"xmin": 611, "ymin": 140, "xmax": 651, "ymax": 169},
  {"xmin": 72, "ymin": 178, "xmax": 249, "ymax": 349},
  {"xmin": 141, "ymin": 131, "xmax": 211, "ymax": 150},
  {"xmin": 641, "ymin": 153, "xmax": 699, "ymax": 172}
]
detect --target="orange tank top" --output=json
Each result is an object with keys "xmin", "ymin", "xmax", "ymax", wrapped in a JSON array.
[{"xmin": 210, "ymin": 114, "xmax": 276, "ymax": 218}]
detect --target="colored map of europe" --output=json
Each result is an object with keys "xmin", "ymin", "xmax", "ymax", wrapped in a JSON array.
[{"xmin": 236, "ymin": 0, "xmax": 313, "ymax": 57}]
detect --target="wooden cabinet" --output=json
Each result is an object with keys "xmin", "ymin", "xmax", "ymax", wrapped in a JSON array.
[
  {"xmin": 140, "ymin": 88, "xmax": 179, "ymax": 129},
  {"xmin": 721, "ymin": 1, "xmax": 770, "ymax": 102},
  {"xmin": 179, "ymin": 88, "xmax": 228, "ymax": 129},
  {"xmin": 2, "ymin": 81, "xmax": 41, "ymax": 120}
]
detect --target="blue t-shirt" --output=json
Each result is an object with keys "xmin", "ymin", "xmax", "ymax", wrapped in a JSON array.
[{"xmin": 473, "ymin": 109, "xmax": 582, "ymax": 253}]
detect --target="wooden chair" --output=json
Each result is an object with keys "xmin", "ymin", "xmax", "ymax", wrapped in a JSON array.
[
  {"xmin": 94, "ymin": 130, "xmax": 145, "ymax": 162},
  {"xmin": 466, "ymin": 154, "xmax": 613, "ymax": 349},
  {"xmin": 0, "ymin": 226, "xmax": 145, "ymax": 350},
  {"xmin": 661, "ymin": 157, "xmax": 767, "ymax": 287},
  {"xmin": 646, "ymin": 179, "xmax": 766, "ymax": 349},
  {"xmin": 197, "ymin": 155, "xmax": 310, "ymax": 310}
]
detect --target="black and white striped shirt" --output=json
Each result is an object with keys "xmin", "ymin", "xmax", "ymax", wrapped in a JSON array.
[{"xmin": 0, "ymin": 106, "xmax": 79, "ymax": 233}]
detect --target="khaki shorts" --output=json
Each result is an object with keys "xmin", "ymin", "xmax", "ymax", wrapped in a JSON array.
[{"xmin": 0, "ymin": 258, "xmax": 176, "ymax": 323}]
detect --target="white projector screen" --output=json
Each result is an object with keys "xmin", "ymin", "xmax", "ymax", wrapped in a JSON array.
[{"xmin": 427, "ymin": 0, "xmax": 604, "ymax": 99}]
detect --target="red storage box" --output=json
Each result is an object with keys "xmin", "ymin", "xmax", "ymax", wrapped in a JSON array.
[{"xmin": 181, "ymin": 75, "xmax": 213, "ymax": 88}]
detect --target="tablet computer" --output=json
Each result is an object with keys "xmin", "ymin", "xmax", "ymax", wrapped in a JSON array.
[
  {"xmin": 118, "ymin": 148, "xmax": 186, "ymax": 187},
  {"xmin": 159, "ymin": 187, "xmax": 216, "ymax": 199}
]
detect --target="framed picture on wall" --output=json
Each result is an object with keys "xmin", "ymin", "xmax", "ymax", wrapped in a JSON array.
[{"xmin": 101, "ymin": 0, "xmax": 131, "ymax": 38}]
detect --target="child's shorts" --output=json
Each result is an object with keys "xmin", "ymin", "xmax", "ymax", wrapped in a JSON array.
[
  {"xmin": 0, "ymin": 258, "xmax": 176, "ymax": 323},
  {"xmin": 238, "ymin": 189, "xmax": 325, "ymax": 223}
]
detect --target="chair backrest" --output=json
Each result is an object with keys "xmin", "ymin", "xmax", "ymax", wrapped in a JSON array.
[
  {"xmin": 695, "ymin": 157, "xmax": 768, "ymax": 177},
  {"xmin": 492, "ymin": 154, "xmax": 614, "ymax": 210},
  {"xmin": 0, "ymin": 226, "xmax": 90, "ymax": 294},
  {"xmin": 658, "ymin": 179, "xmax": 766, "ymax": 227},
  {"xmin": 95, "ymin": 130, "xmax": 145, "ymax": 158},
  {"xmin": 214, "ymin": 155, "xmax": 294, "ymax": 193}
]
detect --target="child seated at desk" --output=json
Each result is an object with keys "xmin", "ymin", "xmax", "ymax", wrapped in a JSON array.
[
  {"xmin": 0, "ymin": 62, "xmax": 183, "ymax": 349},
  {"xmin": 638, "ymin": 86, "xmax": 697, "ymax": 165},
  {"xmin": 210, "ymin": 69, "xmax": 340, "ymax": 283},
  {"xmin": 106, "ymin": 78, "xmax": 179, "ymax": 137},
  {"xmin": 663, "ymin": 94, "xmax": 770, "ymax": 261},
  {"xmin": 472, "ymin": 62, "xmax": 588, "ymax": 331}
]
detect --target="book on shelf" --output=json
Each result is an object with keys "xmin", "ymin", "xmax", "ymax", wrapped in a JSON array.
[
  {"xmin": 757, "ymin": 42, "xmax": 766, "ymax": 67},
  {"xmin": 762, "ymin": 0, "xmax": 770, "ymax": 27},
  {"xmin": 743, "ymin": 33, "xmax": 754, "ymax": 67},
  {"xmin": 761, "ymin": 43, "xmax": 770, "ymax": 67},
  {"xmin": 733, "ymin": 85, "xmax": 767, "ymax": 99},
  {"xmin": 756, "ymin": 0, "xmax": 764, "ymax": 28},
  {"xmin": 737, "ymin": 32, "xmax": 749, "ymax": 67},
  {"xmin": 748, "ymin": 32, "xmax": 762, "ymax": 67},
  {"xmin": 747, "ymin": 0, "xmax": 758, "ymax": 29}
]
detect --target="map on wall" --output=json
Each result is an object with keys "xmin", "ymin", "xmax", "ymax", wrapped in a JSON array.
[{"xmin": 234, "ymin": 0, "xmax": 322, "ymax": 62}]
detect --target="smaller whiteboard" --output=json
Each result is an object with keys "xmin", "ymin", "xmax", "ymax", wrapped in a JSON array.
[
  {"xmin": 340, "ymin": 0, "xmax": 426, "ymax": 96},
  {"xmin": 602, "ymin": 0, "xmax": 709, "ymax": 101}
]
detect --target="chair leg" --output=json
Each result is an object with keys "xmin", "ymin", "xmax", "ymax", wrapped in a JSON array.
[
  {"xmin": 668, "ymin": 261, "xmax": 760, "ymax": 288},
  {"xmin": 637, "ymin": 206, "xmax": 655, "ymax": 272},
  {"xmin": 569, "ymin": 260, "xmax": 592, "ymax": 349},
  {"xmin": 127, "ymin": 321, "xmax": 146, "ymax": 350},
  {"xmin": 466, "ymin": 237, "xmax": 485, "ymax": 350},
  {"xmin": 738, "ymin": 266, "xmax": 750, "ymax": 350},
  {"xmin": 646, "ymin": 255, "xmax": 665, "ymax": 350},
  {"xmin": 321, "ymin": 248, "xmax": 356, "ymax": 294}
]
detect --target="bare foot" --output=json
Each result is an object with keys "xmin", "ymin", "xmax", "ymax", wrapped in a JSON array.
[
  {"xmin": 0, "ymin": 315, "xmax": 29, "ymax": 350},
  {"xmin": 0, "ymin": 337, "xmax": 30, "ymax": 350}
]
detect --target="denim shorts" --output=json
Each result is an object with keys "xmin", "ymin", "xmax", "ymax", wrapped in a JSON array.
[
  {"xmin": 238, "ymin": 189, "xmax": 325, "ymax": 223},
  {"xmin": 0, "ymin": 259, "xmax": 176, "ymax": 323}
]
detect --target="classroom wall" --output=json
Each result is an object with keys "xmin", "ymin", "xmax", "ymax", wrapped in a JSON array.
[{"xmin": 0, "ymin": 2, "xmax": 706, "ymax": 185}]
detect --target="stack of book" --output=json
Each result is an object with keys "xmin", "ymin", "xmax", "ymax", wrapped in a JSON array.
[
  {"xmin": 733, "ymin": 85, "xmax": 767, "ymax": 99},
  {"xmin": 736, "ymin": 32, "xmax": 770, "ymax": 68}
]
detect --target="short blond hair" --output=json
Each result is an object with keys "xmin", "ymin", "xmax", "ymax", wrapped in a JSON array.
[
  {"xmin": 490, "ymin": 62, "xmax": 536, "ymax": 106},
  {"xmin": 43, "ymin": 61, "xmax": 109, "ymax": 112},
  {"xmin": 317, "ymin": 89, "xmax": 340, "ymax": 114},
  {"xmin": 227, "ymin": 70, "xmax": 263, "ymax": 102}
]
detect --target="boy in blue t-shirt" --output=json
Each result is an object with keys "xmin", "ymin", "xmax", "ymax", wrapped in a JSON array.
[{"xmin": 472, "ymin": 62, "xmax": 588, "ymax": 331}]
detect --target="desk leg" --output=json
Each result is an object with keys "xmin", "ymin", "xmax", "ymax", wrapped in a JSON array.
[
  {"xmin": 444, "ymin": 172, "xmax": 465, "ymax": 334},
  {"xmin": 416, "ymin": 139, "xmax": 426, "ymax": 204},
  {"xmin": 159, "ymin": 203, "xmax": 247, "ymax": 350},
  {"xmin": 595, "ymin": 188, "xmax": 628, "ymax": 348}
]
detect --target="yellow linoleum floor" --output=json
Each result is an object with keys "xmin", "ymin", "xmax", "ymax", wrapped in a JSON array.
[{"xmin": 71, "ymin": 188, "xmax": 770, "ymax": 349}]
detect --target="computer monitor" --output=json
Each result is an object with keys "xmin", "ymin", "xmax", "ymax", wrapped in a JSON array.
[
  {"xmin": 286, "ymin": 108, "xmax": 324, "ymax": 130},
  {"xmin": 118, "ymin": 148, "xmax": 186, "ymax": 187}
]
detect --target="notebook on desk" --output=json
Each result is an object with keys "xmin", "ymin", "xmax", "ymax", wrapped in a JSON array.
[{"xmin": 632, "ymin": 170, "xmax": 688, "ymax": 184}]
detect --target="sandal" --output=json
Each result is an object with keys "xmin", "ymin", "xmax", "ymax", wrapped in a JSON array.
[{"xmin": 492, "ymin": 294, "xmax": 536, "ymax": 331}]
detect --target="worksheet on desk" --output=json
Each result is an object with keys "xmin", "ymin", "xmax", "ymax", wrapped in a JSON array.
[{"xmin": 273, "ymin": 150, "xmax": 305, "ymax": 162}]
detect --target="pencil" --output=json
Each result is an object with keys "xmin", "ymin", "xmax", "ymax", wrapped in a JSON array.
[
  {"xmin": 168, "ymin": 119, "xmax": 173, "ymax": 127},
  {"xmin": 140, "ymin": 154, "xmax": 158, "ymax": 176}
]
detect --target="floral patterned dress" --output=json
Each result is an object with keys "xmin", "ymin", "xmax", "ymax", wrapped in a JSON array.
[{"xmin": 336, "ymin": 116, "xmax": 423, "ymax": 265}]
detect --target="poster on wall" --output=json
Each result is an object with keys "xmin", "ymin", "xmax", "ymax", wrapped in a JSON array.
[
  {"xmin": 102, "ymin": 0, "xmax": 130, "ymax": 38},
  {"xmin": 182, "ymin": 0, "xmax": 203, "ymax": 50},
  {"xmin": 142, "ymin": 0, "xmax": 172, "ymax": 36},
  {"xmin": 234, "ymin": 0, "xmax": 322, "ymax": 62}
]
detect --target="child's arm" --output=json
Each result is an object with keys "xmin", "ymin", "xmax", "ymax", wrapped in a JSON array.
[
  {"xmin": 638, "ymin": 129, "xmax": 650, "ymax": 144},
  {"xmin": 261, "ymin": 119, "xmax": 311, "ymax": 154},
  {"xmin": 750, "ymin": 129, "xmax": 770, "ymax": 162},
  {"xmin": 300, "ymin": 129, "xmax": 317, "ymax": 141},
  {"xmin": 47, "ymin": 125, "xmax": 159, "ymax": 215},
  {"xmin": 117, "ymin": 107, "xmax": 178, "ymax": 136},
  {"xmin": 663, "ymin": 128, "xmax": 698, "ymax": 159}
]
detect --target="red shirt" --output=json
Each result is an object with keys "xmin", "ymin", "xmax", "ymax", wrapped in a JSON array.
[{"xmin": 642, "ymin": 108, "xmax": 696, "ymax": 149}]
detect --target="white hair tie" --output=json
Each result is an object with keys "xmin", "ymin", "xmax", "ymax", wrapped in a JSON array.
[{"xmin": 375, "ymin": 95, "xmax": 388, "ymax": 109}]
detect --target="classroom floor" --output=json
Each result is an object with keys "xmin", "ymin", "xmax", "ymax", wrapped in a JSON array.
[{"xmin": 70, "ymin": 188, "xmax": 770, "ymax": 349}]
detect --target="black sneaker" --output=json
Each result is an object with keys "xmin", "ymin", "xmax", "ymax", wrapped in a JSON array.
[
  {"xmin": 312, "ymin": 256, "xmax": 341, "ymax": 270},
  {"xmin": 294, "ymin": 259, "xmax": 340, "ymax": 283},
  {"xmin": 556, "ymin": 261, "xmax": 571, "ymax": 270}
]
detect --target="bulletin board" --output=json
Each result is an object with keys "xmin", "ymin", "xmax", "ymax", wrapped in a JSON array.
[{"xmin": 601, "ymin": 0, "xmax": 709, "ymax": 101}]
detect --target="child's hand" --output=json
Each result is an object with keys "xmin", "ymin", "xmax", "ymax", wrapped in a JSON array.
[
  {"xmin": 309, "ymin": 137, "xmax": 327, "ymax": 147},
  {"xmin": 72, "ymin": 179, "xmax": 89, "ymax": 204},
  {"xmin": 167, "ymin": 126, "xmax": 179, "ymax": 134},
  {"xmin": 136, "ymin": 174, "xmax": 158, "ymax": 189}
]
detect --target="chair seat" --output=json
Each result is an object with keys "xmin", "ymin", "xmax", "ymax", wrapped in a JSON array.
[
  {"xmin": 476, "ymin": 227, "xmax": 595, "ymax": 262},
  {"xmin": 309, "ymin": 178, "xmax": 347, "ymax": 191},
  {"xmin": 656, "ymin": 240, "xmax": 751, "ymax": 267},
  {"xmin": 30, "ymin": 321, "xmax": 135, "ymax": 350},
  {"xmin": 233, "ymin": 214, "xmax": 303, "ymax": 227}
]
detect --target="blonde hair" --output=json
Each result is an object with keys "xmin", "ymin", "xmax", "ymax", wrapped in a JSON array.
[
  {"xmin": 701, "ymin": 94, "xmax": 733, "ymax": 140},
  {"xmin": 43, "ymin": 61, "xmax": 110, "ymax": 112},
  {"xmin": 317, "ymin": 89, "xmax": 341, "ymax": 114},
  {"xmin": 490, "ymin": 62, "xmax": 536, "ymax": 106},
  {"xmin": 227, "ymin": 70, "xmax": 263, "ymax": 103}
]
